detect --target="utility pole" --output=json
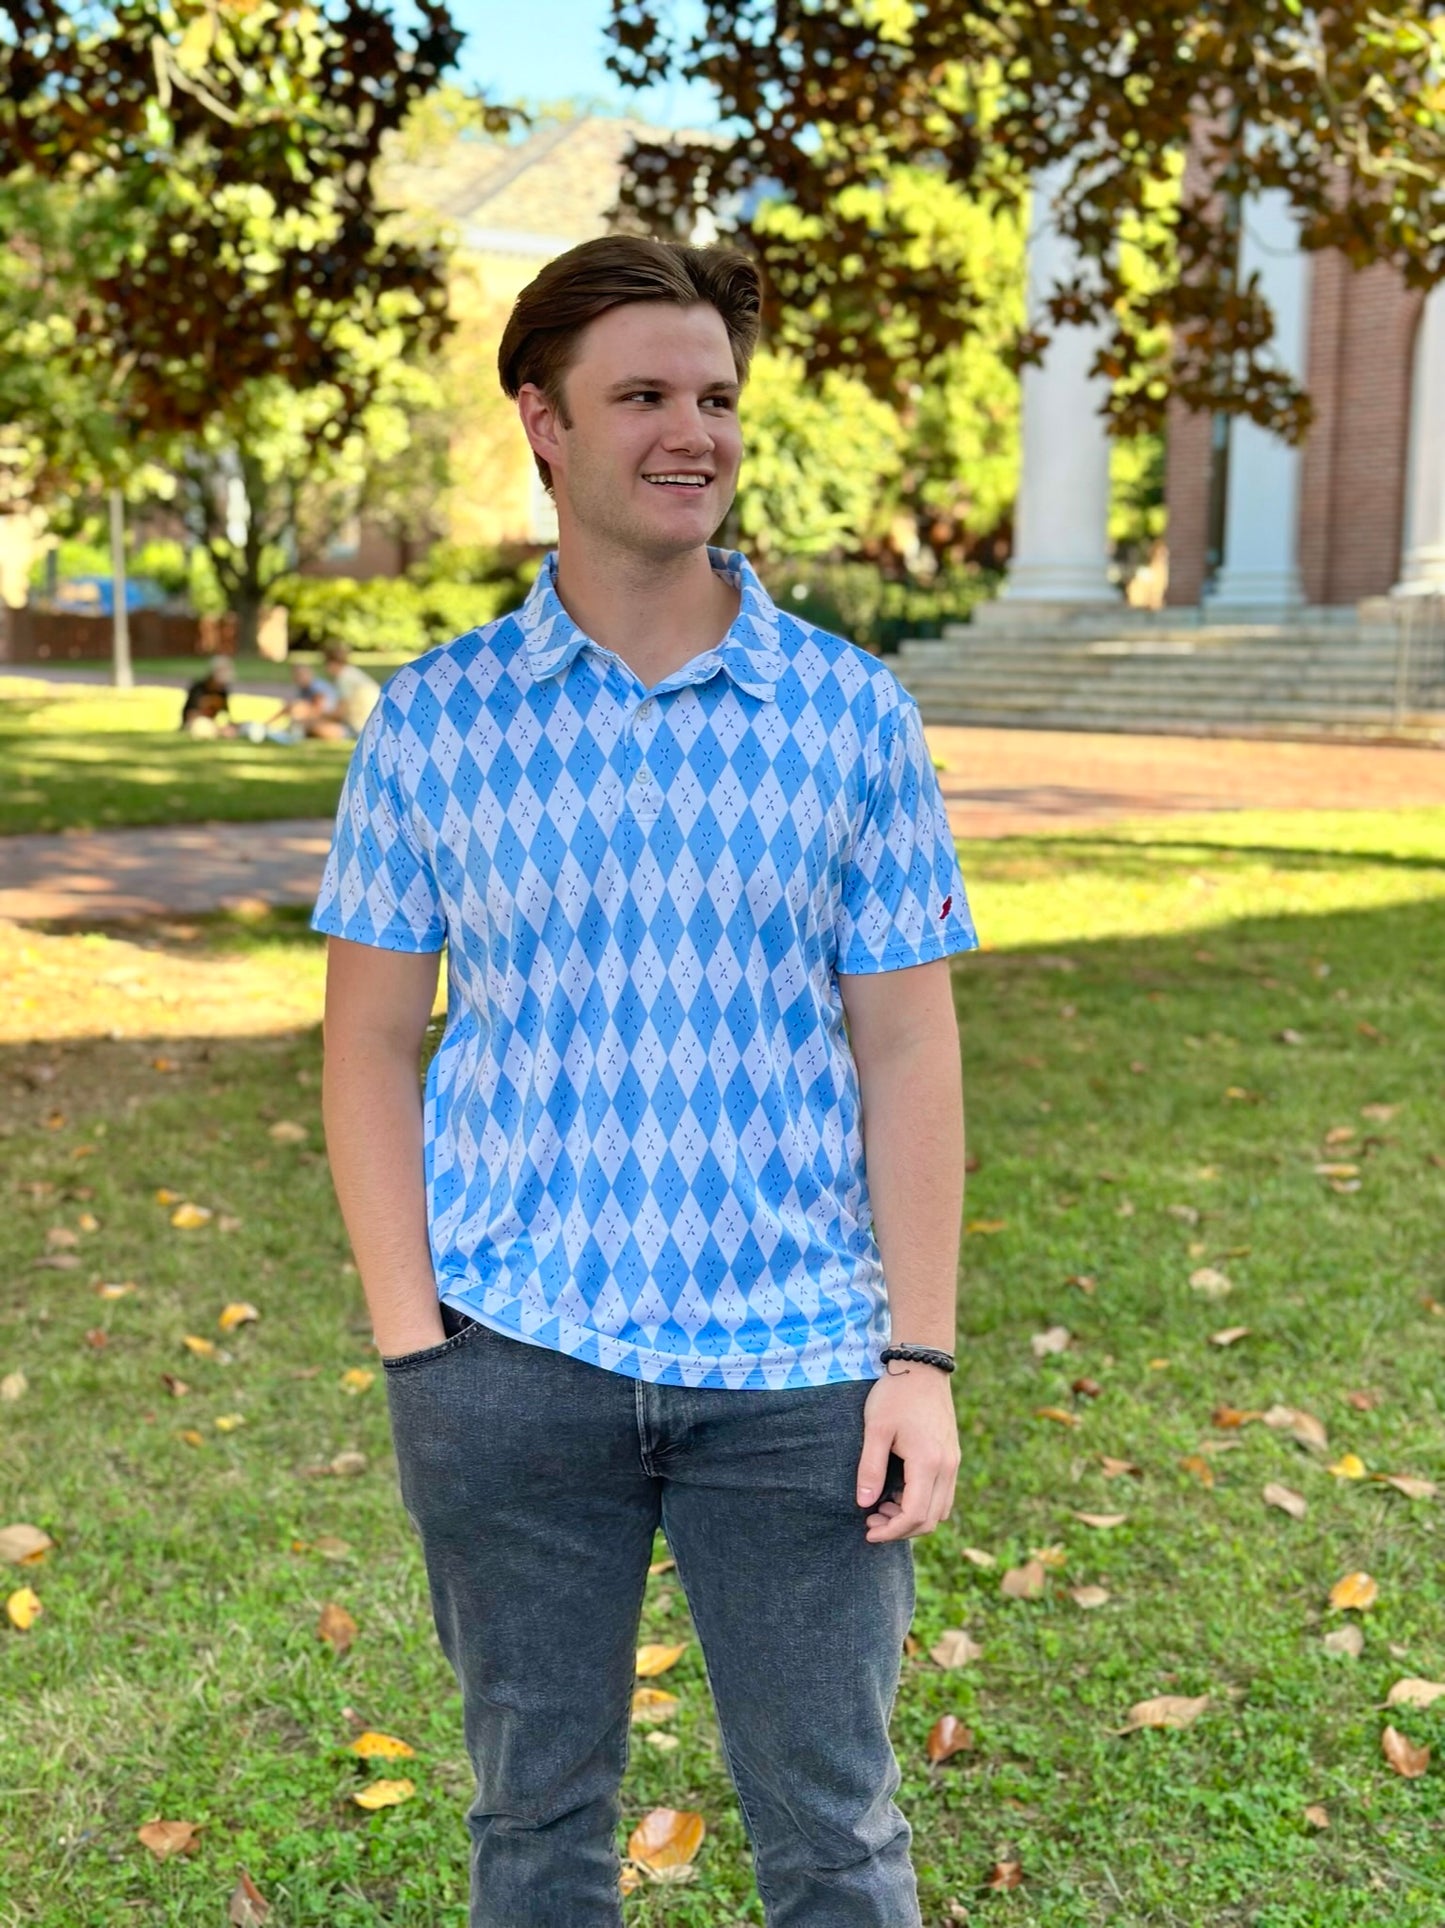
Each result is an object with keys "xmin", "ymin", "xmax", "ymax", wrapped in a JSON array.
[{"xmin": 109, "ymin": 486, "xmax": 133, "ymax": 690}]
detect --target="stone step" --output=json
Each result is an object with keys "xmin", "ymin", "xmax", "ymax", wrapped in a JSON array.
[{"xmin": 908, "ymin": 704, "xmax": 1445, "ymax": 743}]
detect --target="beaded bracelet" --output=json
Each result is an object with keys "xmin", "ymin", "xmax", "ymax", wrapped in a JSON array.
[{"xmin": 880, "ymin": 1344, "xmax": 957, "ymax": 1375}]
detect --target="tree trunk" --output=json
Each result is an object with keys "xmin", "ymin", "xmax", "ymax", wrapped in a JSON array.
[
  {"xmin": 108, "ymin": 487, "xmax": 133, "ymax": 689},
  {"xmin": 233, "ymin": 588, "xmax": 262, "ymax": 657}
]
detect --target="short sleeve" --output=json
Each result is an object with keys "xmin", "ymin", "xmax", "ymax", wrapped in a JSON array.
[
  {"xmin": 311, "ymin": 697, "xmax": 446, "ymax": 952},
  {"xmin": 836, "ymin": 693, "xmax": 978, "ymax": 974}
]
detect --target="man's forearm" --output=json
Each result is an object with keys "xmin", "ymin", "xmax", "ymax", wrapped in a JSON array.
[
  {"xmin": 322, "ymin": 1039, "xmax": 444, "ymax": 1356},
  {"xmin": 859, "ymin": 1038, "xmax": 966, "ymax": 1352}
]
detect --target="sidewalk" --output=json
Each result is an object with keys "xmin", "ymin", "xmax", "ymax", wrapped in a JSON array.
[{"xmin": 0, "ymin": 726, "xmax": 1441, "ymax": 923}]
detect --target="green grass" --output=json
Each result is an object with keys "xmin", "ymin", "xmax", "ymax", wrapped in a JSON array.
[
  {"xmin": 0, "ymin": 682, "xmax": 351, "ymax": 835},
  {"xmin": 2, "ymin": 813, "xmax": 1444, "ymax": 1924}
]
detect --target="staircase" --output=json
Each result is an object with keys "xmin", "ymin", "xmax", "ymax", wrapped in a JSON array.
[{"xmin": 893, "ymin": 601, "xmax": 1445, "ymax": 742}]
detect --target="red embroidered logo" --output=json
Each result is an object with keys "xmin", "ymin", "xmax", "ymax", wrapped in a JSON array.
[{"xmin": 940, "ymin": 895, "xmax": 952, "ymax": 919}]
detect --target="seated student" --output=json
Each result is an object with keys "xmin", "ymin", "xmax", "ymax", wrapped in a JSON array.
[
  {"xmin": 321, "ymin": 645, "xmax": 381, "ymax": 739},
  {"xmin": 180, "ymin": 656, "xmax": 237, "ymax": 737},
  {"xmin": 243, "ymin": 661, "xmax": 338, "ymax": 743}
]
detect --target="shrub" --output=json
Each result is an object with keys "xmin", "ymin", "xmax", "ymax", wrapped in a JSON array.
[
  {"xmin": 273, "ymin": 563, "xmax": 535, "ymax": 656},
  {"xmin": 757, "ymin": 559, "xmax": 999, "ymax": 656}
]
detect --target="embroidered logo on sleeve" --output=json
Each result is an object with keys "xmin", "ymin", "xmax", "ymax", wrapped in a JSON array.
[{"xmin": 940, "ymin": 895, "xmax": 953, "ymax": 919}]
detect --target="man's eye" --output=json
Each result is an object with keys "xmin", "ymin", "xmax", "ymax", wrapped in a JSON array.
[
  {"xmin": 704, "ymin": 396, "xmax": 735, "ymax": 410},
  {"xmin": 625, "ymin": 391, "xmax": 661, "ymax": 404}
]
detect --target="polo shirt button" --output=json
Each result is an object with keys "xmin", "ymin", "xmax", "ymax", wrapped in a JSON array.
[{"xmin": 637, "ymin": 763, "xmax": 653, "ymax": 785}]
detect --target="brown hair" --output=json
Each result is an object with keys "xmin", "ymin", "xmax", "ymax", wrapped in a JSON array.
[{"xmin": 498, "ymin": 236, "xmax": 763, "ymax": 490}]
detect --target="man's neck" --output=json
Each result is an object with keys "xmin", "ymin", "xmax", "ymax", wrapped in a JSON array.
[{"xmin": 552, "ymin": 534, "xmax": 740, "ymax": 689}]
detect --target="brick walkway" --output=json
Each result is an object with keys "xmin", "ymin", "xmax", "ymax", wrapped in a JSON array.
[{"xmin": 0, "ymin": 727, "xmax": 1441, "ymax": 922}]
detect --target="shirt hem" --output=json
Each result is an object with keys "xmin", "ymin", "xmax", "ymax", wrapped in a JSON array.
[
  {"xmin": 836, "ymin": 928, "xmax": 981, "ymax": 975},
  {"xmin": 310, "ymin": 909, "xmax": 445, "ymax": 953}
]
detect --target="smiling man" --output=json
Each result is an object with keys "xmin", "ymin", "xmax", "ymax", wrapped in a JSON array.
[{"xmin": 315, "ymin": 237, "xmax": 978, "ymax": 1927}]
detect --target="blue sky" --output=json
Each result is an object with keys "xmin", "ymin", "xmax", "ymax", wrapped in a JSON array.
[{"xmin": 448, "ymin": 0, "xmax": 719, "ymax": 129}]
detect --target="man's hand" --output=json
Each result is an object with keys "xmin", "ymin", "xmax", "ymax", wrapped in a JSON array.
[{"xmin": 856, "ymin": 1365, "xmax": 960, "ymax": 1542}]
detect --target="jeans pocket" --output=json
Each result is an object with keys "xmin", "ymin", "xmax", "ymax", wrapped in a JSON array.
[{"xmin": 381, "ymin": 1310, "xmax": 482, "ymax": 1374}]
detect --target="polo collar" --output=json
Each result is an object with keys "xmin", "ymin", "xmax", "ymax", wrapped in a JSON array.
[{"xmin": 519, "ymin": 547, "xmax": 787, "ymax": 701}]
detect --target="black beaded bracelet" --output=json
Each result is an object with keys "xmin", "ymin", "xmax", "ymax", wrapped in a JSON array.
[{"xmin": 880, "ymin": 1344, "xmax": 957, "ymax": 1374}]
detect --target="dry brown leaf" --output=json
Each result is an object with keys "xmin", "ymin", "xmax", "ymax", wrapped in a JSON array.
[
  {"xmin": 0, "ymin": 1523, "xmax": 54, "ymax": 1565},
  {"xmin": 0, "ymin": 1371, "xmax": 27, "ymax": 1402},
  {"xmin": 627, "ymin": 1807, "xmax": 706, "ymax": 1876},
  {"xmin": 930, "ymin": 1628, "xmax": 983, "ymax": 1669},
  {"xmin": 1382, "ymin": 1726, "xmax": 1431, "ymax": 1779},
  {"xmin": 1034, "ymin": 1406, "xmax": 1080, "ymax": 1428},
  {"xmin": 317, "ymin": 1603, "xmax": 358, "ymax": 1655},
  {"xmin": 1323, "ymin": 1624, "xmax": 1364, "ymax": 1658},
  {"xmin": 353, "ymin": 1778, "xmax": 414, "ymax": 1810},
  {"xmin": 1099, "ymin": 1455, "xmax": 1142, "ymax": 1479},
  {"xmin": 636, "ymin": 1641, "xmax": 688, "ymax": 1677},
  {"xmin": 1386, "ymin": 1678, "xmax": 1445, "ymax": 1710},
  {"xmin": 1180, "ymin": 1455, "xmax": 1215, "ymax": 1488},
  {"xmin": 1263, "ymin": 1483, "xmax": 1308, "ymax": 1521},
  {"xmin": 218, "ymin": 1302, "xmax": 260, "ymax": 1333},
  {"xmin": 137, "ymin": 1820, "xmax": 201, "ymax": 1859},
  {"xmin": 45, "ymin": 1226, "xmax": 78, "ymax": 1250},
  {"xmin": 310, "ymin": 1535, "xmax": 352, "ymax": 1561},
  {"xmin": 154, "ymin": 1188, "xmax": 181, "ymax": 1205},
  {"xmin": 961, "ymin": 1546, "xmax": 996, "ymax": 1568},
  {"xmin": 1032, "ymin": 1543, "xmax": 1068, "ymax": 1569},
  {"xmin": 1361, "ymin": 1102, "xmax": 1397, "ymax": 1122},
  {"xmin": 925, "ymin": 1715, "xmax": 974, "ymax": 1763},
  {"xmin": 176, "ymin": 1428, "xmax": 204, "ymax": 1448},
  {"xmin": 1323, "ymin": 1126, "xmax": 1356, "ymax": 1146},
  {"xmin": 1263, "ymin": 1405, "xmax": 1329, "ymax": 1452},
  {"xmin": 1189, "ymin": 1267, "xmax": 1232, "ymax": 1299},
  {"xmin": 618, "ymin": 1866, "xmax": 643, "ymax": 1895},
  {"xmin": 1167, "ymin": 1203, "xmax": 1201, "ymax": 1224},
  {"xmin": 97, "ymin": 1281, "xmax": 136, "ymax": 1300},
  {"xmin": 647, "ymin": 1556, "xmax": 676, "ymax": 1576},
  {"xmin": 6, "ymin": 1585, "xmax": 41, "ymax": 1630},
  {"xmin": 1030, "ymin": 1325, "xmax": 1071, "ymax": 1358},
  {"xmin": 169, "ymin": 1202, "xmax": 212, "ymax": 1230},
  {"xmin": 1329, "ymin": 1453, "xmax": 1367, "ymax": 1480},
  {"xmin": 1071, "ymin": 1376, "xmax": 1103, "ymax": 1399},
  {"xmin": 986, "ymin": 1858, "xmax": 1024, "ymax": 1891},
  {"xmin": 268, "ymin": 1119, "xmax": 308, "ymax": 1144},
  {"xmin": 1375, "ymin": 1473, "xmax": 1438, "ymax": 1501},
  {"xmin": 1303, "ymin": 1804, "xmax": 1330, "ymax": 1831},
  {"xmin": 181, "ymin": 1334, "xmax": 218, "ymax": 1359},
  {"xmin": 228, "ymin": 1871, "xmax": 271, "ymax": 1926},
  {"xmin": 1000, "ymin": 1559, "xmax": 1047, "ymax": 1601},
  {"xmin": 1070, "ymin": 1585, "xmax": 1110, "ymax": 1610},
  {"xmin": 1066, "ymin": 1273, "xmax": 1097, "ymax": 1294},
  {"xmin": 1209, "ymin": 1326, "xmax": 1251, "ymax": 1348},
  {"xmin": 1072, "ymin": 1511, "xmax": 1127, "ymax": 1530},
  {"xmin": 1329, "ymin": 1571, "xmax": 1379, "ymax": 1612},
  {"xmin": 630, "ymin": 1688, "xmax": 680, "ymax": 1726},
  {"xmin": 1118, "ymin": 1693, "xmax": 1209, "ymax": 1734},
  {"xmin": 341, "ymin": 1367, "xmax": 375, "ymax": 1394},
  {"xmin": 329, "ymin": 1451, "xmax": 368, "ymax": 1477},
  {"xmin": 161, "ymin": 1374, "xmax": 190, "ymax": 1398},
  {"xmin": 1346, "ymin": 1389, "xmax": 1381, "ymax": 1411},
  {"xmin": 349, "ymin": 1730, "xmax": 415, "ymax": 1760},
  {"xmin": 1314, "ymin": 1161, "xmax": 1360, "ymax": 1179}
]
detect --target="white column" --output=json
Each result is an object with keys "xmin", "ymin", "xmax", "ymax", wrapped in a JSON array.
[
  {"xmin": 1393, "ymin": 283, "xmax": 1445, "ymax": 596},
  {"xmin": 999, "ymin": 164, "xmax": 1117, "ymax": 606},
  {"xmin": 1206, "ymin": 192, "xmax": 1308, "ymax": 611}
]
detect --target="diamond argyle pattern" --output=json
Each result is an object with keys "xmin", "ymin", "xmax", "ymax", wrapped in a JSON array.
[{"xmin": 314, "ymin": 549, "xmax": 977, "ymax": 1389}]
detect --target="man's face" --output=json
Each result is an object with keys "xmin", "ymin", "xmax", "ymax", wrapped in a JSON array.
[{"xmin": 523, "ymin": 301, "xmax": 743, "ymax": 562}]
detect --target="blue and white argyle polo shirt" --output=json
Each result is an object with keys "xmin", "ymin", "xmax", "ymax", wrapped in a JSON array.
[{"xmin": 313, "ymin": 548, "xmax": 977, "ymax": 1389}]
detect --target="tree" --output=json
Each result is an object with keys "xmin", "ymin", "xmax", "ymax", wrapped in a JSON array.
[
  {"xmin": 605, "ymin": 0, "xmax": 1445, "ymax": 442},
  {"xmin": 0, "ymin": 0, "xmax": 514, "ymax": 647}
]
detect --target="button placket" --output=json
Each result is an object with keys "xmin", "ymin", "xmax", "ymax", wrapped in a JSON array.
[{"xmin": 629, "ymin": 693, "xmax": 661, "ymax": 817}]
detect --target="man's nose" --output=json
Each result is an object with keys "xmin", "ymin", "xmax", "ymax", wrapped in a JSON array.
[{"xmin": 660, "ymin": 404, "xmax": 714, "ymax": 452}]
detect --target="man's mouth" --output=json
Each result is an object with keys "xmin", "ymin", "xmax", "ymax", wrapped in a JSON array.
[{"xmin": 642, "ymin": 473, "xmax": 712, "ymax": 489}]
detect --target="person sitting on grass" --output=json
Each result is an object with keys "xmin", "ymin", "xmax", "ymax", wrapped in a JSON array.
[
  {"xmin": 179, "ymin": 655, "xmax": 238, "ymax": 737},
  {"xmin": 241, "ymin": 661, "xmax": 339, "ymax": 744},
  {"xmin": 321, "ymin": 645, "xmax": 381, "ymax": 738}
]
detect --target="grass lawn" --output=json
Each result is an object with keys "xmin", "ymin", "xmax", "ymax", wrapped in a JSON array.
[
  {"xmin": 0, "ymin": 680, "xmax": 351, "ymax": 835},
  {"xmin": 2, "ymin": 811, "xmax": 1444, "ymax": 1925}
]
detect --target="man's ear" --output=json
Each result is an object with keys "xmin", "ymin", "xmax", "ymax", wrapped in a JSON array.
[{"xmin": 517, "ymin": 382, "xmax": 565, "ymax": 478}]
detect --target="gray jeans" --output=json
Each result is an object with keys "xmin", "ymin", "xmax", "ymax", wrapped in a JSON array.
[{"xmin": 384, "ymin": 1305, "xmax": 921, "ymax": 1927}]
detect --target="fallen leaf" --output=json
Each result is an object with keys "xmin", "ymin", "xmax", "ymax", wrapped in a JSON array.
[
  {"xmin": 152, "ymin": 1055, "xmax": 181, "ymax": 1074},
  {"xmin": 1209, "ymin": 1326, "xmax": 1251, "ymax": 1348},
  {"xmin": 160, "ymin": 1374, "xmax": 190, "ymax": 1398},
  {"xmin": 1212, "ymin": 1406, "xmax": 1262, "ymax": 1428},
  {"xmin": 1000, "ymin": 1559, "xmax": 1047, "ymax": 1601},
  {"xmin": 181, "ymin": 1334, "xmax": 218, "ymax": 1359},
  {"xmin": 169, "ymin": 1202, "xmax": 212, "ymax": 1230},
  {"xmin": 1345, "ymin": 1389, "xmax": 1381, "ymax": 1411},
  {"xmin": 1313, "ymin": 1162, "xmax": 1359, "ymax": 1180},
  {"xmin": 647, "ymin": 1556, "xmax": 676, "ymax": 1576},
  {"xmin": 630, "ymin": 1688, "xmax": 680, "ymax": 1725},
  {"xmin": 349, "ymin": 1731, "xmax": 416, "ymax": 1760},
  {"xmin": 97, "ymin": 1281, "xmax": 136, "ymax": 1300},
  {"xmin": 45, "ymin": 1226, "xmax": 78, "ymax": 1250},
  {"xmin": 311, "ymin": 1535, "xmax": 352, "ymax": 1561},
  {"xmin": 1263, "ymin": 1405, "xmax": 1328, "ymax": 1452},
  {"xmin": 1387, "ymin": 1678, "xmax": 1445, "ymax": 1709},
  {"xmin": 627, "ymin": 1807, "xmax": 706, "ymax": 1876},
  {"xmin": 218, "ymin": 1214, "xmax": 244, "ymax": 1234},
  {"xmin": 0, "ymin": 1371, "xmax": 27, "ymax": 1402},
  {"xmin": 317, "ymin": 1603, "xmax": 358, "ymax": 1655},
  {"xmin": 1030, "ymin": 1325, "xmax": 1071, "ymax": 1358},
  {"xmin": 1070, "ymin": 1584, "xmax": 1110, "ymax": 1609},
  {"xmin": 1034, "ymin": 1406, "xmax": 1080, "ymax": 1428},
  {"xmin": 636, "ymin": 1642, "xmax": 688, "ymax": 1677},
  {"xmin": 341, "ymin": 1367, "xmax": 375, "ymax": 1394},
  {"xmin": 176, "ymin": 1428, "xmax": 204, "ymax": 1448},
  {"xmin": 966, "ymin": 1218, "xmax": 1007, "ymax": 1236},
  {"xmin": 6, "ymin": 1585, "xmax": 41, "ymax": 1630},
  {"xmin": 84, "ymin": 1328, "xmax": 108, "ymax": 1352},
  {"xmin": 137, "ymin": 1820, "xmax": 200, "ymax": 1859},
  {"xmin": 1357, "ymin": 1021, "xmax": 1385, "ymax": 1042},
  {"xmin": 268, "ymin": 1119, "xmax": 308, "ymax": 1144},
  {"xmin": 961, "ymin": 1546, "xmax": 996, "ymax": 1568},
  {"xmin": 228, "ymin": 1870, "xmax": 271, "ymax": 1926},
  {"xmin": 916, "ymin": 1716, "xmax": 973, "ymax": 1772},
  {"xmin": 1032, "ymin": 1543, "xmax": 1068, "ymax": 1569},
  {"xmin": 1118, "ymin": 1694, "xmax": 1209, "ymax": 1734},
  {"xmin": 930, "ymin": 1628, "xmax": 983, "ymax": 1668},
  {"xmin": 618, "ymin": 1867, "xmax": 643, "ymax": 1895},
  {"xmin": 1329, "ymin": 1453, "xmax": 1367, "ymax": 1480},
  {"xmin": 1375, "ymin": 1473, "xmax": 1438, "ymax": 1501},
  {"xmin": 1382, "ymin": 1726, "xmax": 1430, "ymax": 1779},
  {"xmin": 1324, "ymin": 1126, "xmax": 1357, "ymax": 1146},
  {"xmin": 1099, "ymin": 1456, "xmax": 1142, "ymax": 1479},
  {"xmin": 1180, "ymin": 1456, "xmax": 1215, "ymax": 1488},
  {"xmin": 1167, "ymin": 1203, "xmax": 1200, "ymax": 1225},
  {"xmin": 1066, "ymin": 1273, "xmax": 1096, "ymax": 1294},
  {"xmin": 1189, "ymin": 1267, "xmax": 1232, "ymax": 1299},
  {"xmin": 1279, "ymin": 1028, "xmax": 1305, "ymax": 1046},
  {"xmin": 1323, "ymin": 1624, "xmax": 1364, "ymax": 1658},
  {"xmin": 644, "ymin": 1729, "xmax": 679, "ymax": 1751},
  {"xmin": 32, "ymin": 1253, "xmax": 80, "ymax": 1272},
  {"xmin": 1072, "ymin": 1511, "xmax": 1127, "ymax": 1529},
  {"xmin": 1361, "ymin": 1102, "xmax": 1397, "ymax": 1121},
  {"xmin": 986, "ymin": 1858, "xmax": 1024, "ymax": 1890},
  {"xmin": 329, "ymin": 1451, "xmax": 368, "ymax": 1477},
  {"xmin": 353, "ymin": 1778, "xmax": 414, "ymax": 1810},
  {"xmin": 76, "ymin": 1212, "xmax": 99, "ymax": 1233},
  {"xmin": 154, "ymin": 1188, "xmax": 181, "ymax": 1205},
  {"xmin": 1071, "ymin": 1376, "xmax": 1103, "ymax": 1399},
  {"xmin": 1263, "ymin": 1483, "xmax": 1308, "ymax": 1521},
  {"xmin": 218, "ymin": 1302, "xmax": 260, "ymax": 1333},
  {"xmin": 0, "ymin": 1523, "xmax": 54, "ymax": 1565},
  {"xmin": 1329, "ymin": 1571, "xmax": 1378, "ymax": 1612},
  {"xmin": 1303, "ymin": 1804, "xmax": 1330, "ymax": 1830}
]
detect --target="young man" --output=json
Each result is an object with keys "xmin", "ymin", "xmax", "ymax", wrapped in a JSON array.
[{"xmin": 315, "ymin": 237, "xmax": 977, "ymax": 1927}]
